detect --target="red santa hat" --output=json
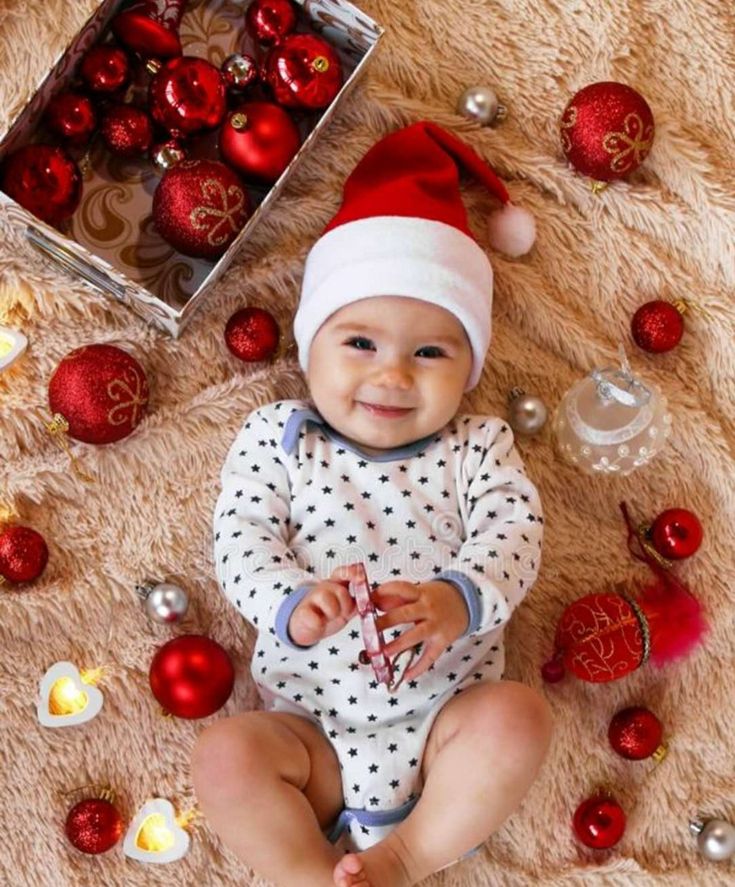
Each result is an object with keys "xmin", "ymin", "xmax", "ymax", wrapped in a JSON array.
[{"xmin": 294, "ymin": 120, "xmax": 535, "ymax": 390}]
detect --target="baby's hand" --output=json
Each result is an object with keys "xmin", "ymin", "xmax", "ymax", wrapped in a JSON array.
[
  {"xmin": 288, "ymin": 566, "xmax": 358, "ymax": 646},
  {"xmin": 373, "ymin": 580, "xmax": 469, "ymax": 681}
]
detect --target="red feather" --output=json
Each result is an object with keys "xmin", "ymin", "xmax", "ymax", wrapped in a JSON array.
[{"xmin": 637, "ymin": 573, "xmax": 707, "ymax": 665}]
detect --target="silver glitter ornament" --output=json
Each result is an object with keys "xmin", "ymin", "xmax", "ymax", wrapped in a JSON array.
[
  {"xmin": 508, "ymin": 387, "xmax": 548, "ymax": 436},
  {"xmin": 457, "ymin": 86, "xmax": 507, "ymax": 126},
  {"xmin": 136, "ymin": 581, "xmax": 189, "ymax": 624},
  {"xmin": 689, "ymin": 818, "xmax": 735, "ymax": 862},
  {"xmin": 222, "ymin": 53, "xmax": 258, "ymax": 92}
]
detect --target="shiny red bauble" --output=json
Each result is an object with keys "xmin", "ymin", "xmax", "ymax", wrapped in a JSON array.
[
  {"xmin": 149, "ymin": 634, "xmax": 235, "ymax": 719},
  {"xmin": 1, "ymin": 144, "xmax": 82, "ymax": 225},
  {"xmin": 225, "ymin": 306, "xmax": 281, "ymax": 361},
  {"xmin": 48, "ymin": 344, "xmax": 150, "ymax": 444},
  {"xmin": 65, "ymin": 798, "xmax": 124, "ymax": 854},
  {"xmin": 560, "ymin": 81, "xmax": 654, "ymax": 182},
  {"xmin": 0, "ymin": 525, "xmax": 49, "ymax": 584},
  {"xmin": 153, "ymin": 159, "xmax": 250, "ymax": 259},
  {"xmin": 80, "ymin": 45, "xmax": 131, "ymax": 94},
  {"xmin": 44, "ymin": 92, "xmax": 97, "ymax": 146},
  {"xmin": 246, "ymin": 0, "xmax": 297, "ymax": 45},
  {"xmin": 101, "ymin": 105, "xmax": 154, "ymax": 158},
  {"xmin": 264, "ymin": 34, "xmax": 343, "ymax": 109},
  {"xmin": 219, "ymin": 101, "xmax": 301, "ymax": 183},
  {"xmin": 631, "ymin": 300, "xmax": 684, "ymax": 353},
  {"xmin": 573, "ymin": 793, "xmax": 626, "ymax": 849},
  {"xmin": 149, "ymin": 56, "xmax": 227, "ymax": 138},
  {"xmin": 608, "ymin": 706, "xmax": 664, "ymax": 760},
  {"xmin": 112, "ymin": 0, "xmax": 186, "ymax": 59},
  {"xmin": 650, "ymin": 508, "xmax": 703, "ymax": 560}
]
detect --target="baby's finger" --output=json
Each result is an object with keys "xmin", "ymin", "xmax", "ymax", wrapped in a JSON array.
[
  {"xmin": 375, "ymin": 604, "xmax": 420, "ymax": 632},
  {"xmin": 402, "ymin": 639, "xmax": 442, "ymax": 682},
  {"xmin": 310, "ymin": 589, "xmax": 341, "ymax": 621},
  {"xmin": 329, "ymin": 564, "xmax": 363, "ymax": 584},
  {"xmin": 383, "ymin": 623, "xmax": 428, "ymax": 660}
]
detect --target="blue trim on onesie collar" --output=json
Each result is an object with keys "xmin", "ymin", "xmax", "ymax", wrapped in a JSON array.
[{"xmin": 282, "ymin": 407, "xmax": 437, "ymax": 462}]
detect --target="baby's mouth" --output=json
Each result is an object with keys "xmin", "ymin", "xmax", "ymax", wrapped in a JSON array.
[{"xmin": 357, "ymin": 401, "xmax": 414, "ymax": 418}]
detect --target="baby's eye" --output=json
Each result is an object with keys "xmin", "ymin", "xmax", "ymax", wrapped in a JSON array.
[
  {"xmin": 345, "ymin": 336, "xmax": 375, "ymax": 351},
  {"xmin": 415, "ymin": 346, "xmax": 446, "ymax": 359}
]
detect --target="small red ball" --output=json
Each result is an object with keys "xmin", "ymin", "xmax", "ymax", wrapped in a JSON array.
[
  {"xmin": 631, "ymin": 300, "xmax": 684, "ymax": 353},
  {"xmin": 80, "ymin": 45, "xmax": 131, "ymax": 94},
  {"xmin": 220, "ymin": 101, "xmax": 301, "ymax": 183},
  {"xmin": 246, "ymin": 0, "xmax": 298, "ymax": 45},
  {"xmin": 101, "ymin": 105, "xmax": 153, "ymax": 157},
  {"xmin": 608, "ymin": 706, "xmax": 663, "ymax": 760},
  {"xmin": 0, "ymin": 525, "xmax": 49, "ymax": 584},
  {"xmin": 541, "ymin": 657, "xmax": 565, "ymax": 683},
  {"xmin": 44, "ymin": 92, "xmax": 97, "ymax": 145},
  {"xmin": 149, "ymin": 56, "xmax": 227, "ymax": 138},
  {"xmin": 65, "ymin": 798, "xmax": 124, "ymax": 854},
  {"xmin": 650, "ymin": 508, "xmax": 703, "ymax": 560},
  {"xmin": 225, "ymin": 307, "xmax": 281, "ymax": 361},
  {"xmin": 149, "ymin": 634, "xmax": 235, "ymax": 719},
  {"xmin": 573, "ymin": 794, "xmax": 626, "ymax": 849},
  {"xmin": 112, "ymin": 0, "xmax": 186, "ymax": 59},
  {"xmin": 264, "ymin": 34, "xmax": 343, "ymax": 109},
  {"xmin": 1, "ymin": 144, "xmax": 82, "ymax": 226}
]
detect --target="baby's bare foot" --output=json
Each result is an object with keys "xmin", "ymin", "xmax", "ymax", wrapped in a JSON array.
[{"xmin": 332, "ymin": 839, "xmax": 413, "ymax": 887}]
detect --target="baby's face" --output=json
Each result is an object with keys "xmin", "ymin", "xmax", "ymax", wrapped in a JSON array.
[{"xmin": 307, "ymin": 296, "xmax": 473, "ymax": 452}]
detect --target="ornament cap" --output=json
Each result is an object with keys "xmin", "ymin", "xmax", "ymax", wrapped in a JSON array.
[{"xmin": 689, "ymin": 819, "xmax": 705, "ymax": 836}]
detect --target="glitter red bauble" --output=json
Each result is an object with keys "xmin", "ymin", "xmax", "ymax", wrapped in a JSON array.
[
  {"xmin": 573, "ymin": 794, "xmax": 626, "ymax": 849},
  {"xmin": 65, "ymin": 798, "xmax": 124, "ymax": 854},
  {"xmin": 149, "ymin": 634, "xmax": 235, "ymax": 719},
  {"xmin": 149, "ymin": 56, "xmax": 227, "ymax": 138},
  {"xmin": 1, "ymin": 144, "xmax": 82, "ymax": 225},
  {"xmin": 608, "ymin": 706, "xmax": 664, "ymax": 760},
  {"xmin": 264, "ymin": 34, "xmax": 343, "ymax": 109},
  {"xmin": 80, "ymin": 45, "xmax": 131, "ymax": 94},
  {"xmin": 101, "ymin": 105, "xmax": 153, "ymax": 158},
  {"xmin": 48, "ymin": 344, "xmax": 150, "ymax": 444},
  {"xmin": 225, "ymin": 306, "xmax": 281, "ymax": 361},
  {"xmin": 44, "ymin": 92, "xmax": 97, "ymax": 146},
  {"xmin": 246, "ymin": 0, "xmax": 297, "ymax": 45},
  {"xmin": 112, "ymin": 0, "xmax": 186, "ymax": 59},
  {"xmin": 650, "ymin": 508, "xmax": 703, "ymax": 560},
  {"xmin": 560, "ymin": 81, "xmax": 655, "ymax": 182},
  {"xmin": 153, "ymin": 159, "xmax": 250, "ymax": 259},
  {"xmin": 631, "ymin": 300, "xmax": 684, "ymax": 353},
  {"xmin": 219, "ymin": 101, "xmax": 301, "ymax": 183},
  {"xmin": 0, "ymin": 525, "xmax": 49, "ymax": 584}
]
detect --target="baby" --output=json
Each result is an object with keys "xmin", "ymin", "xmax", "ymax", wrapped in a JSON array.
[{"xmin": 193, "ymin": 122, "xmax": 552, "ymax": 887}]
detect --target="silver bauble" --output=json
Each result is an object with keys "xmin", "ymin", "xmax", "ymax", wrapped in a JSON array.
[
  {"xmin": 457, "ymin": 86, "xmax": 507, "ymax": 126},
  {"xmin": 151, "ymin": 139, "xmax": 186, "ymax": 172},
  {"xmin": 137, "ymin": 582, "xmax": 189, "ymax": 624},
  {"xmin": 508, "ymin": 387, "xmax": 548, "ymax": 436},
  {"xmin": 222, "ymin": 53, "xmax": 258, "ymax": 91},
  {"xmin": 690, "ymin": 818, "xmax": 735, "ymax": 862}
]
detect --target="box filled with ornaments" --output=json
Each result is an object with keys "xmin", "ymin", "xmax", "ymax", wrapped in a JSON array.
[{"xmin": 0, "ymin": 0, "xmax": 383, "ymax": 336}]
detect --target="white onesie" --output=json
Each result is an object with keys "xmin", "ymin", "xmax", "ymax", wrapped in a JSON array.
[{"xmin": 213, "ymin": 399, "xmax": 543, "ymax": 851}]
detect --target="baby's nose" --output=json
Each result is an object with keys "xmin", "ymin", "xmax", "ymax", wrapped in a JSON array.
[{"xmin": 373, "ymin": 364, "xmax": 413, "ymax": 389}]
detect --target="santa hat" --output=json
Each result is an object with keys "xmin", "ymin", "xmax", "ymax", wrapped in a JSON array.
[{"xmin": 294, "ymin": 121, "xmax": 535, "ymax": 390}]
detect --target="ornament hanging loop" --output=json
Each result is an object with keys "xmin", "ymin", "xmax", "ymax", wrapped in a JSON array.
[{"xmin": 591, "ymin": 346, "xmax": 651, "ymax": 407}]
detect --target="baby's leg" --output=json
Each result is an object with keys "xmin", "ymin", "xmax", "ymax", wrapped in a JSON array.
[{"xmin": 193, "ymin": 710, "xmax": 345, "ymax": 887}]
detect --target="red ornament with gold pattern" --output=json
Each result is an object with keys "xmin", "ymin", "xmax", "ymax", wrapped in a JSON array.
[
  {"xmin": 263, "ymin": 33, "xmax": 343, "ymax": 109},
  {"xmin": 1, "ymin": 145, "xmax": 82, "ymax": 226},
  {"xmin": 48, "ymin": 344, "xmax": 150, "ymax": 444},
  {"xmin": 153, "ymin": 159, "xmax": 250, "ymax": 259},
  {"xmin": 560, "ymin": 81, "xmax": 655, "ymax": 183},
  {"xmin": 149, "ymin": 56, "xmax": 227, "ymax": 138},
  {"xmin": 0, "ymin": 524, "xmax": 49, "ymax": 584},
  {"xmin": 112, "ymin": 0, "xmax": 186, "ymax": 59}
]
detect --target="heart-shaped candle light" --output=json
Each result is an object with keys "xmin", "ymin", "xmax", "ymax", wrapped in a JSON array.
[
  {"xmin": 37, "ymin": 661, "xmax": 104, "ymax": 727},
  {"xmin": 123, "ymin": 799, "xmax": 191, "ymax": 864},
  {"xmin": 0, "ymin": 327, "xmax": 27, "ymax": 373}
]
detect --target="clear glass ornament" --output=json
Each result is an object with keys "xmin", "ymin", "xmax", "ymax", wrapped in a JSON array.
[{"xmin": 553, "ymin": 348, "xmax": 672, "ymax": 475}]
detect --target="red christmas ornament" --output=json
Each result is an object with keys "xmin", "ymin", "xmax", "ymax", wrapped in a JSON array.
[
  {"xmin": 149, "ymin": 634, "xmax": 235, "ymax": 719},
  {"xmin": 560, "ymin": 81, "xmax": 655, "ymax": 182},
  {"xmin": 100, "ymin": 105, "xmax": 153, "ymax": 158},
  {"xmin": 650, "ymin": 508, "xmax": 703, "ymax": 560},
  {"xmin": 0, "ymin": 525, "xmax": 49, "ymax": 584},
  {"xmin": 44, "ymin": 92, "xmax": 97, "ymax": 146},
  {"xmin": 631, "ymin": 300, "xmax": 685, "ymax": 353},
  {"xmin": 153, "ymin": 159, "xmax": 250, "ymax": 259},
  {"xmin": 149, "ymin": 56, "xmax": 227, "ymax": 138},
  {"xmin": 65, "ymin": 797, "xmax": 124, "ymax": 854},
  {"xmin": 112, "ymin": 0, "xmax": 186, "ymax": 59},
  {"xmin": 608, "ymin": 706, "xmax": 664, "ymax": 760},
  {"xmin": 225, "ymin": 306, "xmax": 281, "ymax": 361},
  {"xmin": 48, "ymin": 344, "xmax": 150, "ymax": 445},
  {"xmin": 264, "ymin": 33, "xmax": 343, "ymax": 109},
  {"xmin": 246, "ymin": 0, "xmax": 298, "ymax": 45},
  {"xmin": 80, "ymin": 45, "xmax": 131, "ymax": 94},
  {"xmin": 1, "ymin": 144, "xmax": 82, "ymax": 226},
  {"xmin": 219, "ymin": 101, "xmax": 301, "ymax": 183},
  {"xmin": 573, "ymin": 793, "xmax": 626, "ymax": 849}
]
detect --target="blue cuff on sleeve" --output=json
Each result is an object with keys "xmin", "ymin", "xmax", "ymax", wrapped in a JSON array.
[
  {"xmin": 274, "ymin": 582, "xmax": 318, "ymax": 649},
  {"xmin": 435, "ymin": 570, "xmax": 482, "ymax": 636}
]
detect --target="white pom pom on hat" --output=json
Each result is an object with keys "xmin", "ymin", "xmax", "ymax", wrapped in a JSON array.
[{"xmin": 294, "ymin": 121, "xmax": 535, "ymax": 390}]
